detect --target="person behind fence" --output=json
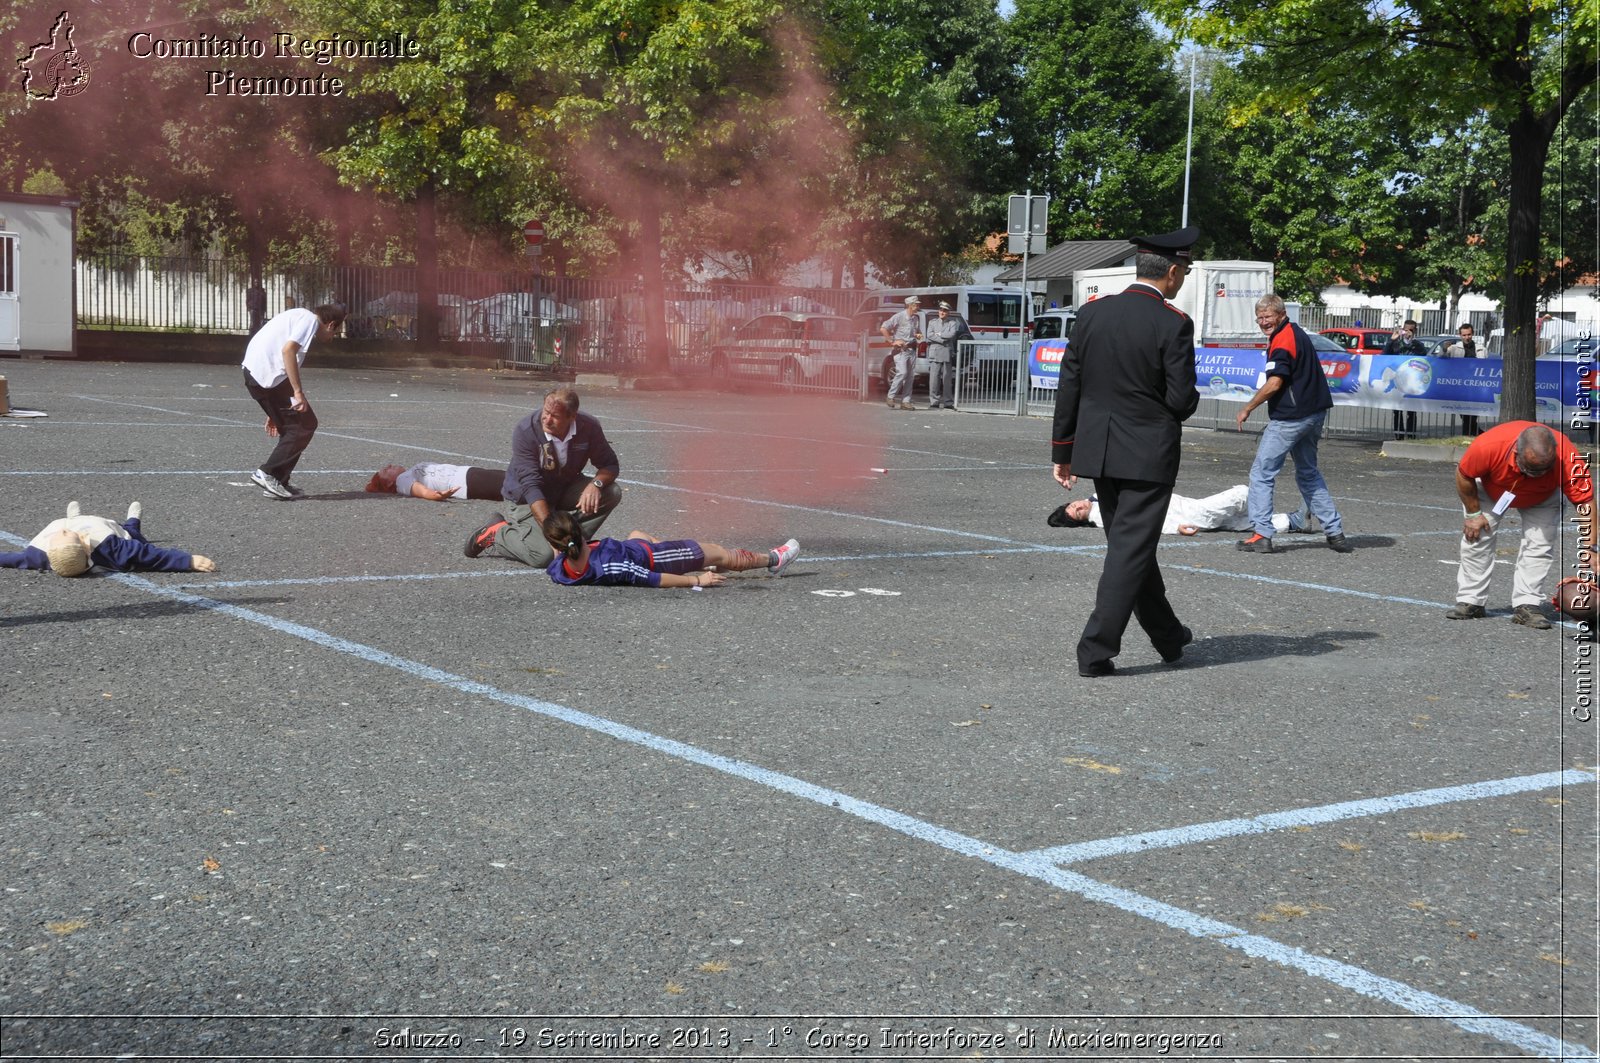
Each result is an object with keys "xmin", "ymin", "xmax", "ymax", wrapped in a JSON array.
[
  {"xmin": 1051, "ymin": 226, "xmax": 1201, "ymax": 678},
  {"xmin": 245, "ymin": 282, "xmax": 267, "ymax": 334},
  {"xmin": 923, "ymin": 300, "xmax": 973, "ymax": 411},
  {"xmin": 0, "ymin": 501, "xmax": 217, "ymax": 575},
  {"xmin": 1384, "ymin": 319, "xmax": 1425, "ymax": 439},
  {"xmin": 1445, "ymin": 422, "xmax": 1595, "ymax": 630},
  {"xmin": 241, "ymin": 302, "xmax": 346, "ymax": 500},
  {"xmin": 1234, "ymin": 293, "xmax": 1352, "ymax": 555},
  {"xmin": 540, "ymin": 511, "xmax": 800, "ymax": 588},
  {"xmin": 1444, "ymin": 323, "xmax": 1481, "ymax": 436},
  {"xmin": 1048, "ymin": 485, "xmax": 1316, "ymax": 537},
  {"xmin": 464, "ymin": 387, "xmax": 622, "ymax": 567},
  {"xmin": 880, "ymin": 295, "xmax": 923, "ymax": 411},
  {"xmin": 366, "ymin": 462, "xmax": 506, "ymax": 501}
]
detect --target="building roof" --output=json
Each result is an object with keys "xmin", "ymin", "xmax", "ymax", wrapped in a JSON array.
[{"xmin": 995, "ymin": 239, "xmax": 1131, "ymax": 283}]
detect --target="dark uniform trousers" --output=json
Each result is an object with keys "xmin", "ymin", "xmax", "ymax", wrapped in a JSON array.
[{"xmin": 1078, "ymin": 476, "xmax": 1187, "ymax": 670}]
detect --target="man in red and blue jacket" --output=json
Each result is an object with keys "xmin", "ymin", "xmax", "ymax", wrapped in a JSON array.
[{"xmin": 1233, "ymin": 294, "xmax": 1352, "ymax": 555}]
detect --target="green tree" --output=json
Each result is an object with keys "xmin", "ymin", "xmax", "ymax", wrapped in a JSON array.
[
  {"xmin": 1149, "ymin": 0, "xmax": 1599, "ymax": 421},
  {"xmin": 813, "ymin": 0, "xmax": 1018, "ymax": 283},
  {"xmin": 1374, "ymin": 113, "xmax": 1506, "ymax": 324},
  {"xmin": 1004, "ymin": 0, "xmax": 1190, "ymax": 241},
  {"xmin": 1186, "ymin": 59, "xmax": 1408, "ymax": 299}
]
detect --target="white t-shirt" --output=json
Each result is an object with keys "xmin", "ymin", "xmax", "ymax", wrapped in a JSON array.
[
  {"xmin": 242, "ymin": 308, "xmax": 321, "ymax": 387},
  {"xmin": 395, "ymin": 462, "xmax": 470, "ymax": 498},
  {"xmin": 30, "ymin": 515, "xmax": 129, "ymax": 550},
  {"xmin": 1086, "ymin": 485, "xmax": 1293, "ymax": 534}
]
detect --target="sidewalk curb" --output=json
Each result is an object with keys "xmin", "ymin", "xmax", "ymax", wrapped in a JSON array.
[{"xmin": 1381, "ymin": 439, "xmax": 1473, "ymax": 463}]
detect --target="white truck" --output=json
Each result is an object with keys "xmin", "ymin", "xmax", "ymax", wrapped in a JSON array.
[{"xmin": 1072, "ymin": 260, "xmax": 1274, "ymax": 347}]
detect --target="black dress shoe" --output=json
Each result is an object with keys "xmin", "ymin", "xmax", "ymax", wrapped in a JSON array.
[
  {"xmin": 1158, "ymin": 625, "xmax": 1194, "ymax": 664},
  {"xmin": 1078, "ymin": 660, "xmax": 1116, "ymax": 678}
]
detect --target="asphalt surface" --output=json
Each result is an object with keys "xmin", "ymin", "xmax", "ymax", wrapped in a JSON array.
[{"xmin": 0, "ymin": 358, "xmax": 1595, "ymax": 1061}]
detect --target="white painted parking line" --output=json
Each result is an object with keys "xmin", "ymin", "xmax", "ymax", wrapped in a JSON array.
[
  {"xmin": 11, "ymin": 557, "xmax": 1583, "ymax": 1062},
  {"xmin": 1026, "ymin": 769, "xmax": 1597, "ymax": 865}
]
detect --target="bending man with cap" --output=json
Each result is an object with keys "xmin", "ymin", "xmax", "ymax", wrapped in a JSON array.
[
  {"xmin": 880, "ymin": 296, "xmax": 923, "ymax": 411},
  {"xmin": 1051, "ymin": 227, "xmax": 1201, "ymax": 677},
  {"xmin": 0, "ymin": 501, "xmax": 218, "ymax": 576}
]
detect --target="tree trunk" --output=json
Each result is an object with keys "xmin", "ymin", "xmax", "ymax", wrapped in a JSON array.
[
  {"xmin": 1499, "ymin": 111, "xmax": 1553, "ymax": 423},
  {"xmin": 415, "ymin": 180, "xmax": 440, "ymax": 346},
  {"xmin": 637, "ymin": 183, "xmax": 670, "ymax": 372}
]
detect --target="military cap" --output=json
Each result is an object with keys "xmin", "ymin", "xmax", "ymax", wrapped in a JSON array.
[{"xmin": 1129, "ymin": 226, "xmax": 1200, "ymax": 261}]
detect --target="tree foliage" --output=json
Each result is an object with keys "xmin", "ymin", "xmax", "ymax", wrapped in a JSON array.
[
  {"xmin": 1146, "ymin": 0, "xmax": 1599, "ymax": 419},
  {"xmin": 1004, "ymin": 0, "xmax": 1190, "ymax": 240}
]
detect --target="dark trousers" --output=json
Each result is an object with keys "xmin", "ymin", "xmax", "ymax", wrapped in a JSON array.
[
  {"xmin": 1391, "ymin": 409, "xmax": 1417, "ymax": 438},
  {"xmin": 1461, "ymin": 415, "xmax": 1480, "ymax": 436},
  {"xmin": 1078, "ymin": 476, "xmax": 1187, "ymax": 670},
  {"xmin": 464, "ymin": 467, "xmax": 503, "ymax": 500},
  {"xmin": 243, "ymin": 368, "xmax": 318, "ymax": 484}
]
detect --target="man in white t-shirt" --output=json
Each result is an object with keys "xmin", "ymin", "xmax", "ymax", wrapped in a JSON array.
[
  {"xmin": 241, "ymin": 303, "xmax": 346, "ymax": 499},
  {"xmin": 365, "ymin": 462, "xmax": 504, "ymax": 501},
  {"xmin": 1049, "ymin": 484, "xmax": 1315, "ymax": 536}
]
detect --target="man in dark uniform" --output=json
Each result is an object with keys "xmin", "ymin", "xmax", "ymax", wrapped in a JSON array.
[{"xmin": 1051, "ymin": 227, "xmax": 1200, "ymax": 677}]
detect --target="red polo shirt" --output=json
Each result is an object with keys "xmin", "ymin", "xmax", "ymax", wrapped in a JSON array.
[{"xmin": 1457, "ymin": 421, "xmax": 1593, "ymax": 508}]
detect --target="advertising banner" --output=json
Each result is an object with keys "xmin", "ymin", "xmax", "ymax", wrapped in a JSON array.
[
  {"xmin": 1042, "ymin": 343, "xmax": 1597, "ymax": 419},
  {"xmin": 1028, "ymin": 339, "xmax": 1067, "ymax": 389}
]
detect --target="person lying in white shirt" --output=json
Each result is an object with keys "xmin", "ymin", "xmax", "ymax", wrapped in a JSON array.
[{"xmin": 1048, "ymin": 484, "xmax": 1314, "ymax": 536}]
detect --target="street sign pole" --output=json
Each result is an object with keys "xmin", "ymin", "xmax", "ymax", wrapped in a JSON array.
[{"xmin": 1007, "ymin": 192, "xmax": 1050, "ymax": 413}]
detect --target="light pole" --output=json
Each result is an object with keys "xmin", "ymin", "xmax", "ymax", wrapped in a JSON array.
[{"xmin": 1181, "ymin": 49, "xmax": 1196, "ymax": 228}]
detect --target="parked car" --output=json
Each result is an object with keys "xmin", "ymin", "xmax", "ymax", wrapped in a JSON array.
[
  {"xmin": 360, "ymin": 291, "xmax": 467, "ymax": 340},
  {"xmin": 709, "ymin": 312, "xmax": 860, "ymax": 388},
  {"xmin": 1550, "ymin": 336, "xmax": 1597, "ymax": 358},
  {"xmin": 1030, "ymin": 308, "xmax": 1076, "ymax": 341},
  {"xmin": 458, "ymin": 292, "xmax": 579, "ymax": 342},
  {"xmin": 1417, "ymin": 334, "xmax": 1459, "ymax": 357},
  {"xmin": 1319, "ymin": 326, "xmax": 1393, "ymax": 355},
  {"xmin": 1307, "ymin": 331, "xmax": 1347, "ymax": 354}
]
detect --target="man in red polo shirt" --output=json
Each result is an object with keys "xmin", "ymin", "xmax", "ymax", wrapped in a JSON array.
[{"xmin": 1446, "ymin": 421, "xmax": 1596, "ymax": 628}]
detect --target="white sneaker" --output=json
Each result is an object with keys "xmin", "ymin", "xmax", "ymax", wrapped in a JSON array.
[
  {"xmin": 251, "ymin": 468, "xmax": 293, "ymax": 499},
  {"xmin": 769, "ymin": 538, "xmax": 800, "ymax": 575},
  {"xmin": 66, "ymin": 500, "xmax": 81, "ymax": 517},
  {"xmin": 126, "ymin": 501, "xmax": 141, "ymax": 520}
]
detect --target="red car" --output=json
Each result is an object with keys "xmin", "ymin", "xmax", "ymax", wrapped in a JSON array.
[{"xmin": 1319, "ymin": 327, "xmax": 1393, "ymax": 355}]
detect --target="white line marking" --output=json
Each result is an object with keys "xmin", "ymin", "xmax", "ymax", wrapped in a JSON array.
[
  {"xmin": 11, "ymin": 560, "xmax": 1583, "ymax": 1061},
  {"xmin": 1026, "ymin": 770, "xmax": 1597, "ymax": 864}
]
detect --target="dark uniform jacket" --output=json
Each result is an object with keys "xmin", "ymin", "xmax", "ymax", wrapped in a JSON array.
[
  {"xmin": 1050, "ymin": 282, "xmax": 1198, "ymax": 485},
  {"xmin": 502, "ymin": 411, "xmax": 621, "ymax": 507}
]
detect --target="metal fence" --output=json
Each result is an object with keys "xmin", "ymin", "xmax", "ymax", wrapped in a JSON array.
[
  {"xmin": 75, "ymin": 253, "xmax": 870, "ymax": 373},
  {"xmin": 948, "ymin": 338, "xmax": 1562, "ymax": 441}
]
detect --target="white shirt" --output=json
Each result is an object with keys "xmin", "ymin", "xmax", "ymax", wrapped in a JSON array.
[
  {"xmin": 30, "ymin": 515, "xmax": 130, "ymax": 550},
  {"xmin": 1087, "ymin": 485, "xmax": 1293, "ymax": 534},
  {"xmin": 547, "ymin": 420, "xmax": 577, "ymax": 469},
  {"xmin": 395, "ymin": 462, "xmax": 469, "ymax": 497},
  {"xmin": 242, "ymin": 308, "xmax": 321, "ymax": 387}
]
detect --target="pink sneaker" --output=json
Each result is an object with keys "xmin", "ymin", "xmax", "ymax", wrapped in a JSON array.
[{"xmin": 768, "ymin": 538, "xmax": 800, "ymax": 575}]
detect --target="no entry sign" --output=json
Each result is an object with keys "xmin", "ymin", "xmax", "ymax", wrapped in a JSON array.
[{"xmin": 522, "ymin": 219, "xmax": 545, "ymax": 246}]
